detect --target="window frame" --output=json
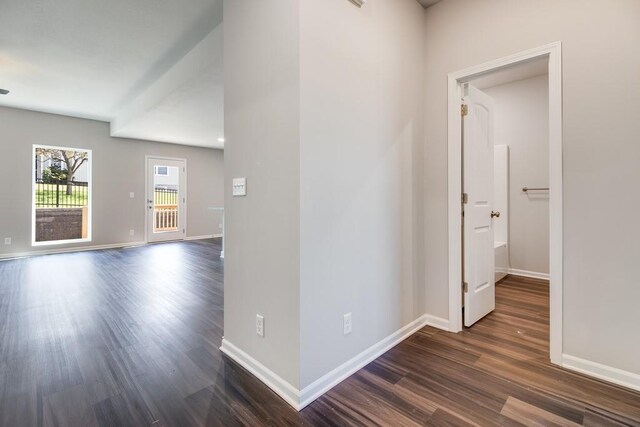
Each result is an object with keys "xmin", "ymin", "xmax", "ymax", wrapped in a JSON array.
[
  {"xmin": 31, "ymin": 144, "xmax": 93, "ymax": 246},
  {"xmin": 155, "ymin": 166, "xmax": 169, "ymax": 176}
]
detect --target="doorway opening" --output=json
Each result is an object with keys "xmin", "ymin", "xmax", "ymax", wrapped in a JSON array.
[
  {"xmin": 447, "ymin": 42, "xmax": 563, "ymax": 364},
  {"xmin": 146, "ymin": 156, "xmax": 187, "ymax": 243}
]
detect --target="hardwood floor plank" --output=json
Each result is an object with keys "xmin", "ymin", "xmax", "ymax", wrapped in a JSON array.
[
  {"xmin": 582, "ymin": 408, "xmax": 640, "ymax": 427},
  {"xmin": 321, "ymin": 382, "xmax": 423, "ymax": 427},
  {"xmin": 362, "ymin": 358, "xmax": 408, "ymax": 385},
  {"xmin": 348, "ymin": 370, "xmax": 434, "ymax": 424},
  {"xmin": 474, "ymin": 355, "xmax": 640, "ymax": 419},
  {"xmin": 93, "ymin": 397, "xmax": 123, "ymax": 427},
  {"xmin": 396, "ymin": 375, "xmax": 521, "ymax": 426},
  {"xmin": 42, "ymin": 384, "xmax": 98, "ymax": 427},
  {"xmin": 500, "ymin": 396, "xmax": 581, "ymax": 427},
  {"xmin": 426, "ymin": 408, "xmax": 481, "ymax": 427}
]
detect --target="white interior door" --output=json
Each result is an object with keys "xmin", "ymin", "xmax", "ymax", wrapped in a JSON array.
[
  {"xmin": 463, "ymin": 84, "xmax": 496, "ymax": 327},
  {"xmin": 147, "ymin": 157, "xmax": 186, "ymax": 243}
]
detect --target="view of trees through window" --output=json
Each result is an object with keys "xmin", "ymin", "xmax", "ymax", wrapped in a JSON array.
[{"xmin": 34, "ymin": 146, "xmax": 91, "ymax": 243}]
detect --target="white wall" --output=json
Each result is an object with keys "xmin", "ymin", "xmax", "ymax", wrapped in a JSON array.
[
  {"xmin": 299, "ymin": 0, "xmax": 425, "ymax": 389},
  {"xmin": 223, "ymin": 0, "xmax": 302, "ymax": 388},
  {"xmin": 493, "ymin": 145, "xmax": 509, "ymax": 245},
  {"xmin": 223, "ymin": 0, "xmax": 424, "ymax": 398},
  {"xmin": 0, "ymin": 106, "xmax": 224, "ymax": 257},
  {"xmin": 224, "ymin": 0, "xmax": 640, "ymax": 402},
  {"xmin": 423, "ymin": 0, "xmax": 640, "ymax": 376},
  {"xmin": 485, "ymin": 75, "xmax": 549, "ymax": 275}
]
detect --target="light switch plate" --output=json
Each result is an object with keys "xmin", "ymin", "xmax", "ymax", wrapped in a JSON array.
[
  {"xmin": 4, "ymin": 237, "xmax": 11, "ymax": 245},
  {"xmin": 233, "ymin": 177, "xmax": 247, "ymax": 197},
  {"xmin": 256, "ymin": 314, "xmax": 265, "ymax": 337},
  {"xmin": 129, "ymin": 192, "xmax": 135, "ymax": 199},
  {"xmin": 343, "ymin": 313, "xmax": 352, "ymax": 335}
]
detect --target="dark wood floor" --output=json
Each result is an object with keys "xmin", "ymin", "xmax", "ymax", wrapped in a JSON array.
[{"xmin": 1, "ymin": 240, "xmax": 639, "ymax": 426}]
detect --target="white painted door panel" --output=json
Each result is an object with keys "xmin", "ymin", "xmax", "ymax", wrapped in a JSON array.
[{"xmin": 463, "ymin": 84, "xmax": 496, "ymax": 327}]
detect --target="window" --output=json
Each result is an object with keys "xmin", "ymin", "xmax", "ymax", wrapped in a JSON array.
[
  {"xmin": 155, "ymin": 166, "xmax": 168, "ymax": 176},
  {"xmin": 32, "ymin": 145, "xmax": 92, "ymax": 245}
]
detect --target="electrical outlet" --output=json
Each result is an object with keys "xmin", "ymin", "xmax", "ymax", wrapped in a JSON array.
[
  {"xmin": 4, "ymin": 237, "xmax": 11, "ymax": 245},
  {"xmin": 343, "ymin": 313, "xmax": 352, "ymax": 335},
  {"xmin": 129, "ymin": 192, "xmax": 135, "ymax": 199},
  {"xmin": 218, "ymin": 223, "xmax": 223, "ymax": 229},
  {"xmin": 256, "ymin": 314, "xmax": 265, "ymax": 337},
  {"xmin": 129, "ymin": 229, "xmax": 135, "ymax": 236}
]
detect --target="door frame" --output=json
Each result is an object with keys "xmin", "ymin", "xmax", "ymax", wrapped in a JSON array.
[
  {"xmin": 144, "ymin": 155, "xmax": 188, "ymax": 243},
  {"xmin": 446, "ymin": 42, "xmax": 563, "ymax": 364}
]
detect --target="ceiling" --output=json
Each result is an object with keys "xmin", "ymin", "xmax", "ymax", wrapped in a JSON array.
[
  {"xmin": 470, "ymin": 58, "xmax": 548, "ymax": 90},
  {"xmin": 417, "ymin": 0, "xmax": 443, "ymax": 8},
  {"xmin": 0, "ymin": 0, "xmax": 224, "ymax": 149},
  {"xmin": 0, "ymin": 0, "xmax": 442, "ymax": 148}
]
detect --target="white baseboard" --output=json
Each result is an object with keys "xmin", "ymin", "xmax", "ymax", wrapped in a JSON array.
[
  {"xmin": 0, "ymin": 235, "xmax": 223, "ymax": 260},
  {"xmin": 220, "ymin": 339, "xmax": 301, "ymax": 409},
  {"xmin": 422, "ymin": 313, "xmax": 450, "ymax": 331},
  {"xmin": 184, "ymin": 234, "xmax": 222, "ymax": 241},
  {"xmin": 221, "ymin": 313, "xmax": 439, "ymax": 411},
  {"xmin": 0, "ymin": 241, "xmax": 147, "ymax": 260},
  {"xmin": 297, "ymin": 314, "xmax": 433, "ymax": 409},
  {"xmin": 508, "ymin": 268, "xmax": 550, "ymax": 280},
  {"xmin": 562, "ymin": 354, "xmax": 640, "ymax": 392}
]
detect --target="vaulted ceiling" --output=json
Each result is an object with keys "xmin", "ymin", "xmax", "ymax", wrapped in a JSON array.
[
  {"xmin": 0, "ymin": 0, "xmax": 440, "ymax": 149},
  {"xmin": 0, "ymin": 0, "xmax": 224, "ymax": 148}
]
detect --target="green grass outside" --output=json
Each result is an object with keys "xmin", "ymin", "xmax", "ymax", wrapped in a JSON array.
[
  {"xmin": 35, "ymin": 183, "xmax": 88, "ymax": 208},
  {"xmin": 35, "ymin": 184, "xmax": 178, "ymax": 208}
]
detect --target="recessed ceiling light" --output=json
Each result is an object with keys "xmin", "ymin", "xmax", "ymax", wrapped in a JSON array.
[
  {"xmin": 218, "ymin": 137, "xmax": 225, "ymax": 143},
  {"xmin": 0, "ymin": 89, "xmax": 9, "ymax": 95}
]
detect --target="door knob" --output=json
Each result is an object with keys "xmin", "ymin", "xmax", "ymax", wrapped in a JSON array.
[{"xmin": 491, "ymin": 211, "xmax": 500, "ymax": 218}]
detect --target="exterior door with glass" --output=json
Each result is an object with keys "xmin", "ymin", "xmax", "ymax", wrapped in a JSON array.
[{"xmin": 147, "ymin": 157, "xmax": 186, "ymax": 243}]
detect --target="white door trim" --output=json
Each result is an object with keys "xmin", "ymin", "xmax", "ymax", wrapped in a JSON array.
[
  {"xmin": 144, "ymin": 155, "xmax": 188, "ymax": 244},
  {"xmin": 446, "ymin": 42, "xmax": 563, "ymax": 365}
]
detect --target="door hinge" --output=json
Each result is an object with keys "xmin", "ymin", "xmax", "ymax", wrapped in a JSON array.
[
  {"xmin": 461, "ymin": 104, "xmax": 468, "ymax": 116},
  {"xmin": 463, "ymin": 282, "xmax": 468, "ymax": 293},
  {"xmin": 462, "ymin": 193, "xmax": 468, "ymax": 204}
]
